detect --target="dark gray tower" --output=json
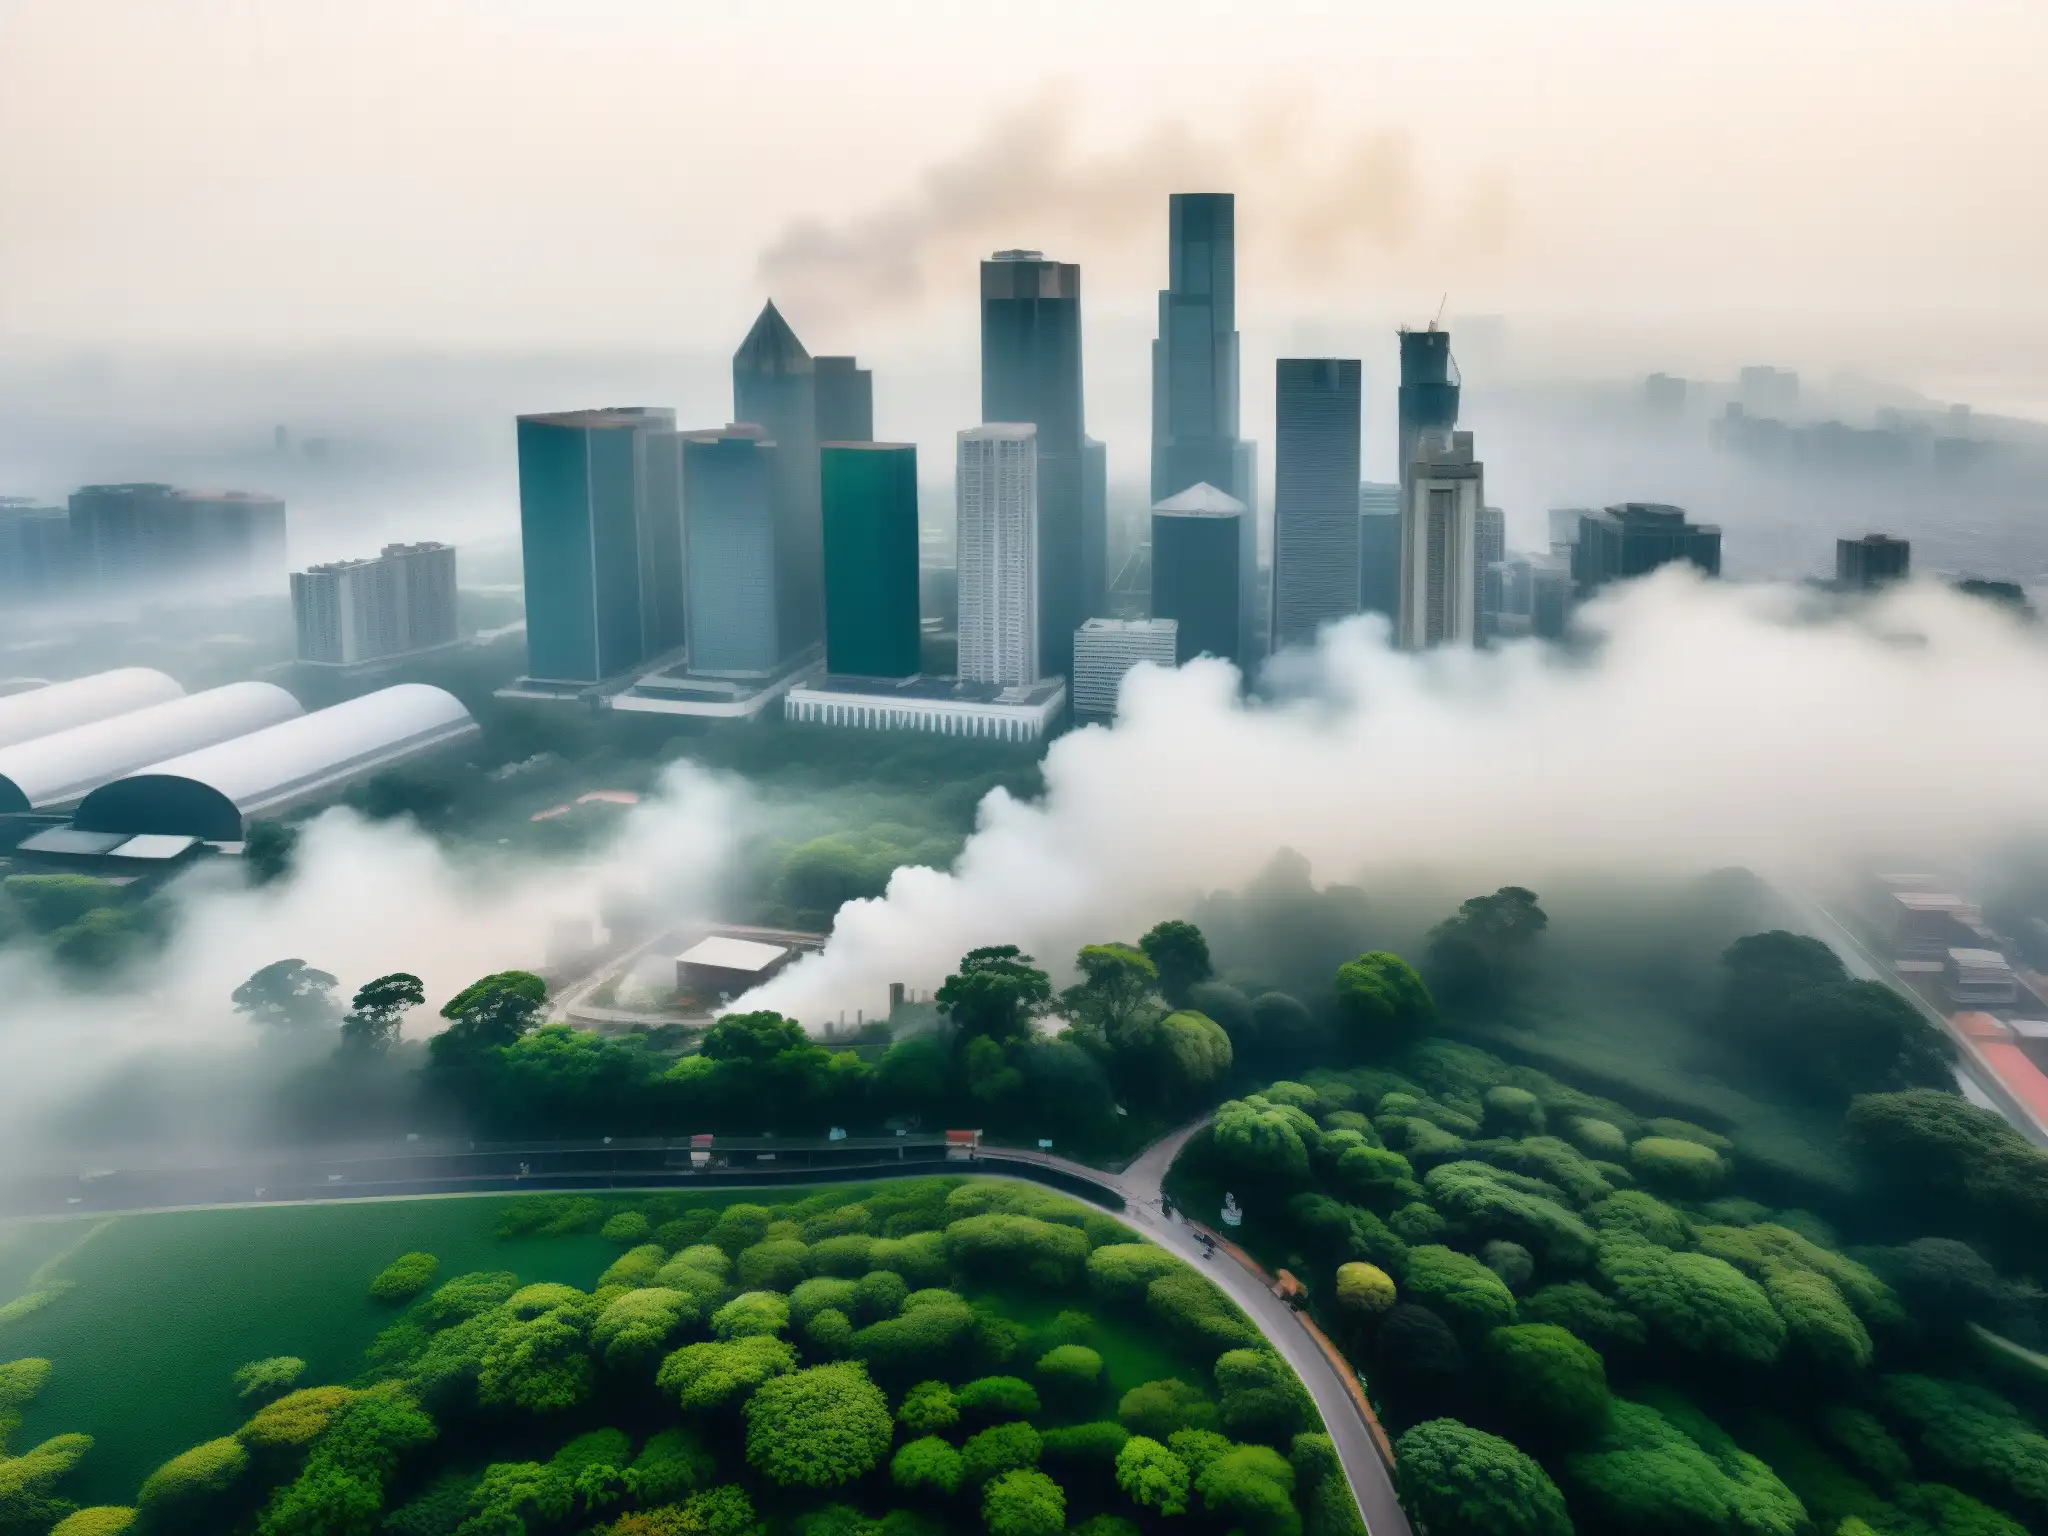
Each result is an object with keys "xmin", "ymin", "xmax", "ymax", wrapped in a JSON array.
[
  {"xmin": 1271, "ymin": 359, "xmax": 1362, "ymax": 651},
  {"xmin": 1397, "ymin": 327, "xmax": 1460, "ymax": 506},
  {"xmin": 981, "ymin": 249, "xmax": 1084, "ymax": 680},
  {"xmin": 815, "ymin": 356, "xmax": 874, "ymax": 443},
  {"xmin": 1151, "ymin": 482, "xmax": 1245, "ymax": 668},
  {"xmin": 1151, "ymin": 193, "xmax": 1254, "ymax": 662},
  {"xmin": 733, "ymin": 301, "xmax": 822, "ymax": 658}
]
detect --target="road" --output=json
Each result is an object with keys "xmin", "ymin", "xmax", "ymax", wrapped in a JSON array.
[{"xmin": 4, "ymin": 1121, "xmax": 1411, "ymax": 1536}]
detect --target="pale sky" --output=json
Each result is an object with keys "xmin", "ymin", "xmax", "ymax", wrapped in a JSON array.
[{"xmin": 2, "ymin": 0, "xmax": 2043, "ymax": 367}]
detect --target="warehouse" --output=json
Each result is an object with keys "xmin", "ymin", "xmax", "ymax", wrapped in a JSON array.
[
  {"xmin": 0, "ymin": 668, "xmax": 183, "ymax": 749},
  {"xmin": 675, "ymin": 935, "xmax": 795, "ymax": 1001},
  {"xmin": 73, "ymin": 683, "xmax": 478, "ymax": 840},
  {"xmin": 0, "ymin": 682, "xmax": 302, "ymax": 812}
]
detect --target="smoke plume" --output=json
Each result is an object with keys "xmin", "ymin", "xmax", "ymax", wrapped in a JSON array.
[
  {"xmin": 743, "ymin": 572, "xmax": 2048, "ymax": 1024},
  {"xmin": 756, "ymin": 88, "xmax": 1499, "ymax": 320}
]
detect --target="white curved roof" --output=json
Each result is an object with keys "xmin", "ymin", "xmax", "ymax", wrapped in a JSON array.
[
  {"xmin": 0, "ymin": 682, "xmax": 303, "ymax": 810},
  {"xmin": 0, "ymin": 669, "xmax": 183, "ymax": 749}
]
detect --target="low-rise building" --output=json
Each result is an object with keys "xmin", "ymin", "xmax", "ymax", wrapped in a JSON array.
[
  {"xmin": 1947, "ymin": 946, "xmax": 2017, "ymax": 1010},
  {"xmin": 292, "ymin": 542, "xmax": 458, "ymax": 666},
  {"xmin": 676, "ymin": 935, "xmax": 795, "ymax": 1000},
  {"xmin": 785, "ymin": 673, "xmax": 1066, "ymax": 743},
  {"xmin": 1072, "ymin": 618, "xmax": 1177, "ymax": 720}
]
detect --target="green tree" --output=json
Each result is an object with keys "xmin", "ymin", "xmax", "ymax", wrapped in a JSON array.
[
  {"xmin": 744, "ymin": 1362, "xmax": 893, "ymax": 1488},
  {"xmin": 1060, "ymin": 944, "xmax": 1162, "ymax": 1046},
  {"xmin": 896, "ymin": 1381, "xmax": 959, "ymax": 1436},
  {"xmin": 1215, "ymin": 1349, "xmax": 1313, "ymax": 1446},
  {"xmin": 658, "ymin": 1337, "xmax": 797, "ymax": 1413},
  {"xmin": 1211, "ymin": 1096, "xmax": 1319, "ymax": 1183},
  {"xmin": 1115, "ymin": 1436, "xmax": 1190, "ymax": 1516},
  {"xmin": 232, "ymin": 959, "xmax": 340, "ymax": 1031},
  {"xmin": 434, "ymin": 970, "xmax": 547, "ymax": 1056},
  {"xmin": 1397, "ymin": 1419, "xmax": 1571, "ymax": 1536},
  {"xmin": 1564, "ymin": 1396, "xmax": 1803, "ymax": 1536},
  {"xmin": 1426, "ymin": 888, "xmax": 1548, "ymax": 1005},
  {"xmin": 1483, "ymin": 1324, "xmax": 1609, "ymax": 1446},
  {"xmin": 1140, "ymin": 920, "xmax": 1212, "ymax": 1007},
  {"xmin": 232, "ymin": 1358, "xmax": 305, "ymax": 1405},
  {"xmin": 961, "ymin": 1422, "xmax": 1043, "ymax": 1489},
  {"xmin": 370, "ymin": 1252, "xmax": 439, "ymax": 1303},
  {"xmin": 1118, "ymin": 1379, "xmax": 1218, "ymax": 1440},
  {"xmin": 983, "ymin": 1469, "xmax": 1065, "ymax": 1536},
  {"xmin": 1402, "ymin": 1246, "xmax": 1517, "ymax": 1337},
  {"xmin": 340, "ymin": 973, "xmax": 425, "ymax": 1056},
  {"xmin": 242, "ymin": 821, "xmax": 298, "ymax": 886},
  {"xmin": 892, "ymin": 1436, "xmax": 964, "ymax": 1497},
  {"xmin": 1119, "ymin": 1011, "xmax": 1234, "ymax": 1112},
  {"xmin": 1333, "ymin": 1264, "xmax": 1396, "ymax": 1319},
  {"xmin": 1194, "ymin": 1444, "xmax": 1299, "ymax": 1536},
  {"xmin": 1331, "ymin": 953, "xmax": 1437, "ymax": 1056},
  {"xmin": 937, "ymin": 947, "xmax": 1053, "ymax": 1042}
]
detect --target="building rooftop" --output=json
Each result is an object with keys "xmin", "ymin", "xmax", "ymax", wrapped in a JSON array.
[
  {"xmin": 991, "ymin": 249, "xmax": 1044, "ymax": 262},
  {"xmin": 518, "ymin": 407, "xmax": 673, "ymax": 431},
  {"xmin": 797, "ymin": 673, "xmax": 1067, "ymax": 707},
  {"xmin": 1078, "ymin": 618, "xmax": 1177, "ymax": 635},
  {"xmin": 820, "ymin": 441, "xmax": 914, "ymax": 452},
  {"xmin": 1950, "ymin": 947, "xmax": 2012, "ymax": 971},
  {"xmin": 734, "ymin": 300, "xmax": 812, "ymax": 377},
  {"xmin": 110, "ymin": 833, "xmax": 201, "ymax": 860},
  {"xmin": 677, "ymin": 935, "xmax": 790, "ymax": 974},
  {"xmin": 961, "ymin": 422, "xmax": 1037, "ymax": 441},
  {"xmin": 1153, "ymin": 482, "xmax": 1246, "ymax": 516}
]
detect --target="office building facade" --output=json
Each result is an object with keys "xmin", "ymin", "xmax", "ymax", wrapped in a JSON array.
[
  {"xmin": 1073, "ymin": 617, "xmax": 1177, "ymax": 719},
  {"xmin": 1271, "ymin": 359, "xmax": 1363, "ymax": 650},
  {"xmin": 1475, "ymin": 504, "xmax": 1507, "ymax": 642},
  {"xmin": 1397, "ymin": 328, "xmax": 1461, "ymax": 514},
  {"xmin": 682, "ymin": 426, "xmax": 782, "ymax": 679},
  {"xmin": 821, "ymin": 443, "xmax": 920, "ymax": 680},
  {"xmin": 516, "ymin": 407, "xmax": 677, "ymax": 685},
  {"xmin": 1398, "ymin": 430, "xmax": 1484, "ymax": 649},
  {"xmin": 957, "ymin": 425, "xmax": 1040, "ymax": 688},
  {"xmin": 1151, "ymin": 483, "xmax": 1244, "ymax": 667},
  {"xmin": 981, "ymin": 251, "xmax": 1084, "ymax": 680},
  {"xmin": 1571, "ymin": 504, "xmax": 1722, "ymax": 594},
  {"xmin": 67, "ymin": 483, "xmax": 286, "ymax": 590},
  {"xmin": 1838, "ymin": 534, "xmax": 1910, "ymax": 587},
  {"xmin": 1359, "ymin": 482, "xmax": 1401, "ymax": 624},
  {"xmin": 734, "ymin": 302, "xmax": 822, "ymax": 656},
  {"xmin": 0, "ymin": 500, "xmax": 70, "ymax": 600},
  {"xmin": 1083, "ymin": 437, "xmax": 1108, "ymax": 623},
  {"xmin": 292, "ymin": 542, "xmax": 458, "ymax": 666},
  {"xmin": 814, "ymin": 356, "xmax": 874, "ymax": 444}
]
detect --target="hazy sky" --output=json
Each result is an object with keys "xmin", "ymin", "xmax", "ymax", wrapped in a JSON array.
[{"xmin": 2, "ymin": 0, "xmax": 2043, "ymax": 371}]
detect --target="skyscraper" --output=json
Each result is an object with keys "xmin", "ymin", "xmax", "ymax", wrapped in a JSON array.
[
  {"xmin": 682, "ymin": 426, "xmax": 780, "ymax": 678},
  {"xmin": 1271, "ymin": 359, "xmax": 1363, "ymax": 651},
  {"xmin": 815, "ymin": 356, "xmax": 874, "ymax": 444},
  {"xmin": 292, "ymin": 543, "xmax": 458, "ymax": 666},
  {"xmin": 1398, "ymin": 429, "xmax": 1484, "ymax": 649},
  {"xmin": 0, "ymin": 499, "xmax": 70, "ymax": 600},
  {"xmin": 821, "ymin": 443, "xmax": 920, "ymax": 680},
  {"xmin": 516, "ymin": 407, "xmax": 677, "ymax": 684},
  {"xmin": 1359, "ymin": 482, "xmax": 1401, "ymax": 622},
  {"xmin": 1571, "ymin": 504, "xmax": 1721, "ymax": 594},
  {"xmin": 1082, "ymin": 437, "xmax": 1108, "ymax": 623},
  {"xmin": 1072, "ymin": 617, "xmax": 1177, "ymax": 720},
  {"xmin": 734, "ymin": 302, "xmax": 822, "ymax": 656},
  {"xmin": 1151, "ymin": 483, "xmax": 1244, "ymax": 667},
  {"xmin": 957, "ymin": 425, "xmax": 1039, "ymax": 688},
  {"xmin": 1397, "ymin": 327, "xmax": 1460, "ymax": 514},
  {"xmin": 1475, "ymin": 504, "xmax": 1507, "ymax": 642},
  {"xmin": 1151, "ymin": 194, "xmax": 1256, "ymax": 662},
  {"xmin": 981, "ymin": 251, "xmax": 1083, "ymax": 680},
  {"xmin": 1837, "ymin": 533, "xmax": 1910, "ymax": 587}
]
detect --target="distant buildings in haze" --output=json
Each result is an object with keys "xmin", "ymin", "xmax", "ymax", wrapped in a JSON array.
[
  {"xmin": 1837, "ymin": 533, "xmax": 1911, "ymax": 588},
  {"xmin": 0, "ymin": 484, "xmax": 288, "ymax": 603},
  {"xmin": 1571, "ymin": 503, "xmax": 1722, "ymax": 595},
  {"xmin": 1358, "ymin": 482, "xmax": 1401, "ymax": 624},
  {"xmin": 291, "ymin": 542, "xmax": 457, "ymax": 667},
  {"xmin": 1398, "ymin": 429, "xmax": 1484, "ymax": 649}
]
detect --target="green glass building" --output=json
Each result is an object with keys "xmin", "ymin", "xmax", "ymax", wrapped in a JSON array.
[{"xmin": 821, "ymin": 443, "xmax": 920, "ymax": 680}]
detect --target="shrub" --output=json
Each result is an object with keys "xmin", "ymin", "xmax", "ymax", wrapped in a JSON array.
[
  {"xmin": 1040, "ymin": 1421, "xmax": 1129, "ymax": 1483},
  {"xmin": 709, "ymin": 1204, "xmax": 774, "ymax": 1256},
  {"xmin": 1631, "ymin": 1136, "xmax": 1727, "ymax": 1196},
  {"xmin": 602, "ymin": 1244, "xmax": 670, "ymax": 1290},
  {"xmin": 1333, "ymin": 952, "xmax": 1438, "ymax": 1055},
  {"xmin": 1285, "ymin": 1195, "xmax": 1408, "ymax": 1274},
  {"xmin": 629, "ymin": 1427, "xmax": 717, "ymax": 1505},
  {"xmin": 658, "ymin": 1336, "xmax": 796, "ymax": 1412},
  {"xmin": 892, "ymin": 1436, "xmax": 964, "ymax": 1497},
  {"xmin": 594, "ymin": 1288, "xmax": 697, "ymax": 1372},
  {"xmin": 1401, "ymin": 1246, "xmax": 1517, "ymax": 1336},
  {"xmin": 983, "ymin": 1468, "xmax": 1065, "ymax": 1536},
  {"xmin": 1195, "ymin": 1443, "xmax": 1300, "ymax": 1536},
  {"xmin": 138, "ymin": 1436, "xmax": 249, "ymax": 1509},
  {"xmin": 1521, "ymin": 1282, "xmax": 1647, "ymax": 1356},
  {"xmin": 804, "ymin": 1308, "xmax": 855, "ymax": 1359},
  {"xmin": 712, "ymin": 1292, "xmax": 790, "ymax": 1340},
  {"xmin": 1481, "ymin": 1241, "xmax": 1534, "ymax": 1291},
  {"xmin": 1762, "ymin": 1264, "xmax": 1873, "ymax": 1376},
  {"xmin": 1597, "ymin": 1236, "xmax": 1784, "ymax": 1368},
  {"xmin": 959, "ymin": 1375, "xmax": 1042, "ymax": 1424},
  {"xmin": 898, "ymin": 1381, "xmax": 959, "ymax": 1435},
  {"xmin": 1211, "ymin": 1097, "xmax": 1318, "ymax": 1183},
  {"xmin": 232, "ymin": 1357, "xmax": 306, "ymax": 1404},
  {"xmin": 1215, "ymin": 1349, "xmax": 1313, "ymax": 1446},
  {"xmin": 478, "ymin": 1307, "xmax": 594, "ymax": 1413},
  {"xmin": 1333, "ymin": 1263, "xmax": 1396, "ymax": 1318},
  {"xmin": 464, "ymin": 1461, "xmax": 573, "ymax": 1533},
  {"xmin": 1146, "ymin": 1271, "xmax": 1261, "ymax": 1351},
  {"xmin": 1566, "ymin": 1117, "xmax": 1629, "ymax": 1157},
  {"xmin": 1644, "ymin": 1117, "xmax": 1733, "ymax": 1153},
  {"xmin": 1115, "ymin": 1435, "xmax": 1190, "ymax": 1516},
  {"xmin": 1119, "ymin": 1378, "xmax": 1218, "ymax": 1439},
  {"xmin": 851, "ymin": 1295, "xmax": 978, "ymax": 1382},
  {"xmin": 603, "ymin": 1211, "xmax": 654, "ymax": 1245},
  {"xmin": 1397, "ymin": 1418, "xmax": 1572, "ymax": 1536},
  {"xmin": 239, "ymin": 1385, "xmax": 358, "ymax": 1451},
  {"xmin": 552, "ymin": 1426, "xmax": 631, "ymax": 1478},
  {"xmin": 866, "ymin": 1233, "xmax": 951, "ymax": 1288},
  {"xmin": 50, "ymin": 1512, "xmax": 136, "ymax": 1536},
  {"xmin": 1035, "ymin": 1345, "xmax": 1104, "ymax": 1402},
  {"xmin": 1816, "ymin": 1405, "xmax": 1911, "ymax": 1490},
  {"xmin": 418, "ymin": 1271, "xmax": 519, "ymax": 1328},
  {"xmin": 737, "ymin": 1240, "xmax": 812, "ymax": 1293},
  {"xmin": 808, "ymin": 1234, "xmax": 875, "ymax": 1277},
  {"xmin": 1331, "ymin": 1143, "xmax": 1416, "ymax": 1201},
  {"xmin": 945, "ymin": 1215, "xmax": 1090, "ymax": 1288},
  {"xmin": 1484, "ymin": 1324, "xmax": 1609, "ymax": 1445},
  {"xmin": 745, "ymin": 1362, "xmax": 893, "ymax": 1489},
  {"xmin": 961, "ymin": 1422, "xmax": 1043, "ymax": 1488},
  {"xmin": 1087, "ymin": 1244, "xmax": 1186, "ymax": 1306},
  {"xmin": 369, "ymin": 1252, "xmax": 439, "ymax": 1304},
  {"xmin": 1564, "ymin": 1396, "xmax": 1804, "ymax": 1536},
  {"xmin": 1389, "ymin": 1202, "xmax": 1449, "ymax": 1246},
  {"xmin": 1593, "ymin": 1190, "xmax": 1692, "ymax": 1249},
  {"xmin": 855, "ymin": 1270, "xmax": 909, "ymax": 1322},
  {"xmin": 1423, "ymin": 1162, "xmax": 1596, "ymax": 1268},
  {"xmin": 790, "ymin": 1277, "xmax": 861, "ymax": 1326},
  {"xmin": 1291, "ymin": 1433, "xmax": 1366, "ymax": 1536},
  {"xmin": 1485, "ymin": 1086, "xmax": 1545, "ymax": 1136},
  {"xmin": 1880, "ymin": 1374, "xmax": 2048, "ymax": 1527}
]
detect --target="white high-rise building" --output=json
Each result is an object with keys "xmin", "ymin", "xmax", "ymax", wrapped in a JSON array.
[
  {"xmin": 1072, "ymin": 617, "xmax": 1177, "ymax": 719},
  {"xmin": 956, "ymin": 424, "xmax": 1040, "ymax": 686},
  {"xmin": 292, "ymin": 542, "xmax": 459, "ymax": 666},
  {"xmin": 1398, "ymin": 430, "xmax": 1483, "ymax": 650}
]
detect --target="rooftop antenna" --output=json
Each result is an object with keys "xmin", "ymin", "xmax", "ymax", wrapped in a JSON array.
[{"xmin": 1431, "ymin": 293, "xmax": 1449, "ymax": 330}]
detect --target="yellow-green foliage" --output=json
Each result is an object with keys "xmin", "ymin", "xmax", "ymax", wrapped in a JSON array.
[
  {"xmin": 50, "ymin": 1509, "xmax": 137, "ymax": 1536},
  {"xmin": 369, "ymin": 1251, "xmax": 439, "ymax": 1304},
  {"xmin": 138, "ymin": 1436, "xmax": 248, "ymax": 1506},
  {"xmin": 1630, "ymin": 1137, "xmax": 1727, "ymax": 1195},
  {"xmin": 238, "ymin": 1386, "xmax": 358, "ymax": 1451},
  {"xmin": 600, "ymin": 1244, "xmax": 670, "ymax": 1291},
  {"xmin": 1333, "ymin": 1264, "xmax": 1396, "ymax": 1317}
]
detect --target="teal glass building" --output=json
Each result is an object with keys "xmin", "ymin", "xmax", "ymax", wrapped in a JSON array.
[
  {"xmin": 821, "ymin": 443, "xmax": 920, "ymax": 680},
  {"xmin": 683, "ymin": 427, "xmax": 781, "ymax": 679},
  {"xmin": 515, "ymin": 407, "xmax": 676, "ymax": 685}
]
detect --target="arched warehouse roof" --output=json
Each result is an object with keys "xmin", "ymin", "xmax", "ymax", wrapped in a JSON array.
[
  {"xmin": 0, "ymin": 668, "xmax": 183, "ymax": 750},
  {"xmin": 0, "ymin": 682, "xmax": 303, "ymax": 813},
  {"xmin": 74, "ymin": 684, "xmax": 478, "ymax": 841}
]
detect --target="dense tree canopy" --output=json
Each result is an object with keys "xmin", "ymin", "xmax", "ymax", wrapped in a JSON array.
[
  {"xmin": 232, "ymin": 960, "xmax": 340, "ymax": 1031},
  {"xmin": 1332, "ymin": 953, "xmax": 1438, "ymax": 1056},
  {"xmin": 937, "ymin": 948, "xmax": 1053, "ymax": 1043},
  {"xmin": 1140, "ymin": 921, "xmax": 1213, "ymax": 1007},
  {"xmin": 1396, "ymin": 1419, "xmax": 1572, "ymax": 1536},
  {"xmin": 744, "ymin": 1363, "xmax": 892, "ymax": 1488}
]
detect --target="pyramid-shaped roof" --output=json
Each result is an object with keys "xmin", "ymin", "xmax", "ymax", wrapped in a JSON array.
[
  {"xmin": 734, "ymin": 300, "xmax": 813, "ymax": 376},
  {"xmin": 1153, "ymin": 481, "xmax": 1246, "ymax": 516}
]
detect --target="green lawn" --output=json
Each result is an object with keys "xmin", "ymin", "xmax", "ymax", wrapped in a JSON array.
[{"xmin": 0, "ymin": 1196, "xmax": 616, "ymax": 1503}]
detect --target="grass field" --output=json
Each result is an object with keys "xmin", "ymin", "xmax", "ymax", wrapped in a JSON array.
[{"xmin": 0, "ymin": 1196, "xmax": 620, "ymax": 1503}]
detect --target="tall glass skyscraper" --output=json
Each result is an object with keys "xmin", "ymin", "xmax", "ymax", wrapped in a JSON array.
[
  {"xmin": 1271, "ymin": 359, "xmax": 1363, "ymax": 651},
  {"xmin": 957, "ymin": 424, "xmax": 1039, "ymax": 688},
  {"xmin": 1151, "ymin": 194, "xmax": 1255, "ymax": 662},
  {"xmin": 821, "ymin": 442, "xmax": 920, "ymax": 680},
  {"xmin": 515, "ymin": 407, "xmax": 677, "ymax": 684},
  {"xmin": 980, "ymin": 251, "xmax": 1083, "ymax": 680},
  {"xmin": 815, "ymin": 356, "xmax": 874, "ymax": 444},
  {"xmin": 681, "ymin": 426, "xmax": 780, "ymax": 678},
  {"xmin": 1397, "ymin": 327, "xmax": 1460, "ymax": 507},
  {"xmin": 734, "ymin": 301, "xmax": 822, "ymax": 658},
  {"xmin": 1151, "ymin": 482, "xmax": 1244, "ymax": 667}
]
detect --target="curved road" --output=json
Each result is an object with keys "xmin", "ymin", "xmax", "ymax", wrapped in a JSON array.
[{"xmin": 6, "ymin": 1123, "xmax": 1410, "ymax": 1536}]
